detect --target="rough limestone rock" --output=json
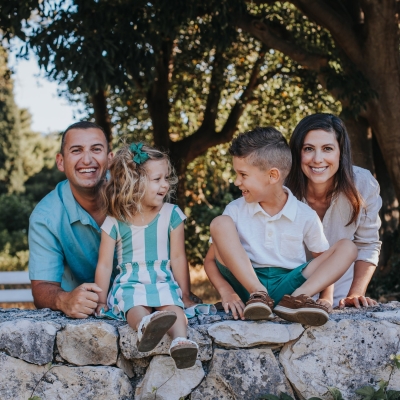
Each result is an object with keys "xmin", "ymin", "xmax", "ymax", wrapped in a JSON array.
[
  {"xmin": 33, "ymin": 365, "xmax": 134, "ymax": 400},
  {"xmin": 135, "ymin": 356, "xmax": 204, "ymax": 400},
  {"xmin": 119, "ymin": 325, "xmax": 212, "ymax": 361},
  {"xmin": 208, "ymin": 320, "xmax": 304, "ymax": 348},
  {"xmin": 191, "ymin": 348, "xmax": 293, "ymax": 399},
  {"xmin": 57, "ymin": 321, "xmax": 118, "ymax": 366},
  {"xmin": 279, "ymin": 318, "xmax": 400, "ymax": 399},
  {"xmin": 0, "ymin": 352, "xmax": 48, "ymax": 399},
  {"xmin": 116, "ymin": 354, "xmax": 135, "ymax": 378},
  {"xmin": 0, "ymin": 319, "xmax": 59, "ymax": 365}
]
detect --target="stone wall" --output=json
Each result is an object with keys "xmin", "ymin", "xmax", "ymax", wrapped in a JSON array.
[{"xmin": 1, "ymin": 303, "xmax": 400, "ymax": 400}]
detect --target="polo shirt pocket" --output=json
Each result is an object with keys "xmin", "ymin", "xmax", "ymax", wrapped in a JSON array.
[{"xmin": 280, "ymin": 233, "xmax": 304, "ymax": 259}]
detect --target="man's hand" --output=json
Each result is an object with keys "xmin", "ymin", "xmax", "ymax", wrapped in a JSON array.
[
  {"xmin": 339, "ymin": 294, "xmax": 378, "ymax": 309},
  {"xmin": 58, "ymin": 283, "xmax": 102, "ymax": 318}
]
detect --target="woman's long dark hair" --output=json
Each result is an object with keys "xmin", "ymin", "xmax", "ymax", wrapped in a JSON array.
[{"xmin": 286, "ymin": 113, "xmax": 363, "ymax": 225}]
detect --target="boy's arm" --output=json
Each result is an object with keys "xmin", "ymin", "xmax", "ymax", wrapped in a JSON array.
[
  {"xmin": 204, "ymin": 245, "xmax": 245, "ymax": 320},
  {"xmin": 170, "ymin": 222, "xmax": 197, "ymax": 308},
  {"xmin": 94, "ymin": 231, "xmax": 116, "ymax": 314}
]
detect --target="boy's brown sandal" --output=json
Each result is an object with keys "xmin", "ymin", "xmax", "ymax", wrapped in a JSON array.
[
  {"xmin": 274, "ymin": 294, "xmax": 329, "ymax": 326},
  {"xmin": 243, "ymin": 291, "xmax": 274, "ymax": 320}
]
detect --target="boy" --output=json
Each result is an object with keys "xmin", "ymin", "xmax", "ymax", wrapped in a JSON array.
[{"xmin": 204, "ymin": 127, "xmax": 357, "ymax": 326}]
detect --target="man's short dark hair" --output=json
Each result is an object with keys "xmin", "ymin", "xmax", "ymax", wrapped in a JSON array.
[
  {"xmin": 229, "ymin": 126, "xmax": 292, "ymax": 179},
  {"xmin": 60, "ymin": 121, "xmax": 110, "ymax": 154}
]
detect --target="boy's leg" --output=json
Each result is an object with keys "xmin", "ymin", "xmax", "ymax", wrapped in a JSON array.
[
  {"xmin": 293, "ymin": 239, "xmax": 358, "ymax": 298},
  {"xmin": 211, "ymin": 215, "xmax": 274, "ymax": 320},
  {"xmin": 210, "ymin": 216, "xmax": 266, "ymax": 294},
  {"xmin": 274, "ymin": 239, "xmax": 357, "ymax": 326}
]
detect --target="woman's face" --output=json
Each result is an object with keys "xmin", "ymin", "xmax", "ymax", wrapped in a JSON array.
[{"xmin": 301, "ymin": 129, "xmax": 340, "ymax": 187}]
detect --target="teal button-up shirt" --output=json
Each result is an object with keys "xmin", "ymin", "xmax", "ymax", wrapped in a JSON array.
[{"xmin": 28, "ymin": 180, "xmax": 116, "ymax": 291}]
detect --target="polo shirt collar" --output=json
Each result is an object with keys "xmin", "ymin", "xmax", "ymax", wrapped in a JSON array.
[
  {"xmin": 62, "ymin": 181, "xmax": 100, "ymax": 230},
  {"xmin": 250, "ymin": 186, "xmax": 297, "ymax": 222}
]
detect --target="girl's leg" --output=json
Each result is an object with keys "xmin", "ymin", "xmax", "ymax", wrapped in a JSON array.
[
  {"xmin": 128, "ymin": 306, "xmax": 177, "ymax": 352},
  {"xmin": 157, "ymin": 305, "xmax": 198, "ymax": 369},
  {"xmin": 156, "ymin": 305, "xmax": 187, "ymax": 339},
  {"xmin": 210, "ymin": 216, "xmax": 266, "ymax": 294},
  {"xmin": 292, "ymin": 239, "xmax": 358, "ymax": 298},
  {"xmin": 126, "ymin": 305, "xmax": 152, "ymax": 331}
]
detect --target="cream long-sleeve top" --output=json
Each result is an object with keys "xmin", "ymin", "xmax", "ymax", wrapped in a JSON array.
[{"xmin": 306, "ymin": 166, "xmax": 382, "ymax": 307}]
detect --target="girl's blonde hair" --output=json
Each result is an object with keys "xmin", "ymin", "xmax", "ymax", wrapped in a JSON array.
[{"xmin": 101, "ymin": 143, "xmax": 178, "ymax": 221}]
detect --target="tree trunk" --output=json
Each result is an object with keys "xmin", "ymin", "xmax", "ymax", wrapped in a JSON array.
[
  {"xmin": 92, "ymin": 89, "xmax": 112, "ymax": 144},
  {"xmin": 342, "ymin": 115, "xmax": 374, "ymax": 172}
]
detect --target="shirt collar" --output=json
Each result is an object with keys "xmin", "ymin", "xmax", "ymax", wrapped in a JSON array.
[
  {"xmin": 62, "ymin": 181, "xmax": 100, "ymax": 230},
  {"xmin": 249, "ymin": 186, "xmax": 297, "ymax": 222}
]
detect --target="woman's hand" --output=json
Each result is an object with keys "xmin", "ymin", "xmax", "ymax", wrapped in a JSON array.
[
  {"xmin": 339, "ymin": 295, "xmax": 377, "ymax": 308},
  {"xmin": 220, "ymin": 290, "xmax": 245, "ymax": 320},
  {"xmin": 316, "ymin": 298, "xmax": 333, "ymax": 313}
]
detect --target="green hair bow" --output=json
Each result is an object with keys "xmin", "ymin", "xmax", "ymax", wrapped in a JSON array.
[{"xmin": 130, "ymin": 142, "xmax": 149, "ymax": 165}]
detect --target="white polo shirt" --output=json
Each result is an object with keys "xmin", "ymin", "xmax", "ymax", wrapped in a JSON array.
[{"xmin": 221, "ymin": 187, "xmax": 329, "ymax": 270}]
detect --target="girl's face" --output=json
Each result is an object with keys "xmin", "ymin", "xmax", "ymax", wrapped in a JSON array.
[
  {"xmin": 301, "ymin": 129, "xmax": 340, "ymax": 188},
  {"xmin": 142, "ymin": 159, "xmax": 170, "ymax": 210}
]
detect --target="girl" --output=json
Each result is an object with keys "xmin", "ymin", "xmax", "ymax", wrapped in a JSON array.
[{"xmin": 95, "ymin": 142, "xmax": 198, "ymax": 369}]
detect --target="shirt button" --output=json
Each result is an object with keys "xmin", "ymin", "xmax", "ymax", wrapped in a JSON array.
[{"xmin": 268, "ymin": 231, "xmax": 273, "ymax": 237}]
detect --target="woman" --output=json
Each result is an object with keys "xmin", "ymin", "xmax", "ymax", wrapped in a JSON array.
[{"xmin": 286, "ymin": 113, "xmax": 381, "ymax": 308}]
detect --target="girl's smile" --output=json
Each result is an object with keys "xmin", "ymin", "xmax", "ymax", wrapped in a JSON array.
[{"xmin": 142, "ymin": 159, "xmax": 170, "ymax": 211}]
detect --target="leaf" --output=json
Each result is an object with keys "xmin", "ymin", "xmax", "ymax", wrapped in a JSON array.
[
  {"xmin": 355, "ymin": 385, "xmax": 377, "ymax": 400},
  {"xmin": 28, "ymin": 397, "xmax": 42, "ymax": 400},
  {"xmin": 308, "ymin": 398, "xmax": 324, "ymax": 400},
  {"xmin": 280, "ymin": 393, "xmax": 295, "ymax": 400},
  {"xmin": 386, "ymin": 390, "xmax": 400, "ymax": 400},
  {"xmin": 258, "ymin": 395, "xmax": 280, "ymax": 400},
  {"xmin": 328, "ymin": 387, "xmax": 344, "ymax": 400}
]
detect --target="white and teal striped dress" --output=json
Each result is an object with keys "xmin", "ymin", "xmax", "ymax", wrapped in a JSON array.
[{"xmin": 102, "ymin": 203, "xmax": 185, "ymax": 319}]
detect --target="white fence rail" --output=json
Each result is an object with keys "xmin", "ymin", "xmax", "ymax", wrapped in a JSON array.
[{"xmin": 0, "ymin": 271, "xmax": 33, "ymax": 303}]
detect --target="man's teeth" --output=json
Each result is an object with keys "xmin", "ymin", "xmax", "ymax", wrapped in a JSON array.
[
  {"xmin": 79, "ymin": 168, "xmax": 96, "ymax": 173},
  {"xmin": 311, "ymin": 167, "xmax": 327, "ymax": 172}
]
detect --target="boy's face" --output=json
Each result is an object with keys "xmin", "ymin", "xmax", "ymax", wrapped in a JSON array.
[{"xmin": 232, "ymin": 156, "xmax": 272, "ymax": 203}]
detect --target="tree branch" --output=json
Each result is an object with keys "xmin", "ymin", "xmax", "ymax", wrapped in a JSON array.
[
  {"xmin": 288, "ymin": 0, "xmax": 364, "ymax": 64},
  {"xmin": 146, "ymin": 39, "xmax": 173, "ymax": 150},
  {"xmin": 92, "ymin": 89, "xmax": 112, "ymax": 144},
  {"xmin": 171, "ymin": 48, "xmax": 268, "ymax": 164},
  {"xmin": 201, "ymin": 51, "xmax": 228, "ymax": 131},
  {"xmin": 236, "ymin": 13, "xmax": 328, "ymax": 71}
]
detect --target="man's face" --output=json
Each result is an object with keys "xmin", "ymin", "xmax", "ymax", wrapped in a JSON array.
[{"xmin": 56, "ymin": 128, "xmax": 112, "ymax": 192}]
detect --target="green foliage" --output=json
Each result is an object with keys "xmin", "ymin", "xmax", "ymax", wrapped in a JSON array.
[
  {"xmin": 258, "ymin": 382, "xmax": 400, "ymax": 400},
  {"xmin": 0, "ymin": 45, "xmax": 24, "ymax": 194}
]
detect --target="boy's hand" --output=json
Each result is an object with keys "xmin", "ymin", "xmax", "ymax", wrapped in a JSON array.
[
  {"xmin": 316, "ymin": 298, "xmax": 333, "ymax": 313},
  {"xmin": 221, "ymin": 291, "xmax": 245, "ymax": 320}
]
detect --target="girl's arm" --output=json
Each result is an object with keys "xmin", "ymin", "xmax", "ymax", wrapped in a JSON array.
[
  {"xmin": 94, "ymin": 231, "xmax": 116, "ymax": 314},
  {"xmin": 170, "ymin": 222, "xmax": 196, "ymax": 308}
]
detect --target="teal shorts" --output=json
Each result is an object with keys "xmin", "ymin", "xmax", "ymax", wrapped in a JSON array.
[{"xmin": 215, "ymin": 259, "xmax": 310, "ymax": 305}]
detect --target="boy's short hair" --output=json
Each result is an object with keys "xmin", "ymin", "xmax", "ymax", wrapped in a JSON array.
[{"xmin": 229, "ymin": 127, "xmax": 292, "ymax": 180}]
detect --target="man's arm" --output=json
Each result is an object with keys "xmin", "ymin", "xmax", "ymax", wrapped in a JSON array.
[{"xmin": 31, "ymin": 280, "xmax": 102, "ymax": 318}]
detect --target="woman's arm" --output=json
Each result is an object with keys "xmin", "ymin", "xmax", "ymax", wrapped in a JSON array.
[
  {"xmin": 94, "ymin": 231, "xmax": 116, "ymax": 313},
  {"xmin": 204, "ymin": 245, "xmax": 245, "ymax": 320},
  {"xmin": 340, "ymin": 170, "xmax": 381, "ymax": 308},
  {"xmin": 339, "ymin": 261, "xmax": 377, "ymax": 308},
  {"xmin": 170, "ymin": 222, "xmax": 197, "ymax": 308}
]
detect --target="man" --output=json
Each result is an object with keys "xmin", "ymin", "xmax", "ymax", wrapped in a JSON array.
[{"xmin": 29, "ymin": 121, "xmax": 114, "ymax": 318}]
